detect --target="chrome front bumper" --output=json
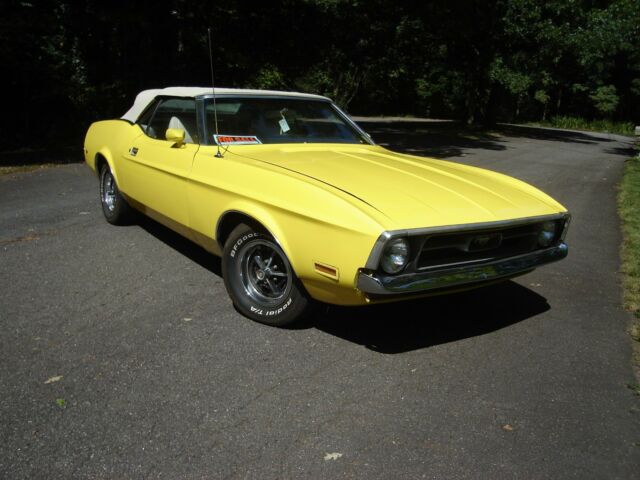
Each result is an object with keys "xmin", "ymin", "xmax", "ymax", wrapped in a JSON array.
[{"xmin": 357, "ymin": 242, "xmax": 568, "ymax": 295}]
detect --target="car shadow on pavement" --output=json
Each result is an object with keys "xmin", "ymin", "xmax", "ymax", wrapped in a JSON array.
[
  {"xmin": 136, "ymin": 214, "xmax": 549, "ymax": 354},
  {"xmin": 312, "ymin": 281, "xmax": 549, "ymax": 354}
]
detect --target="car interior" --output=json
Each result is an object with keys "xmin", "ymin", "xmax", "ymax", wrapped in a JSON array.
[{"xmin": 142, "ymin": 98, "xmax": 199, "ymax": 144}]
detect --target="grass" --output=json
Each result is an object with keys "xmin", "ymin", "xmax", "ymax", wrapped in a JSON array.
[
  {"xmin": 620, "ymin": 152, "xmax": 640, "ymax": 317},
  {"xmin": 529, "ymin": 116, "xmax": 635, "ymax": 136},
  {"xmin": 619, "ymin": 149, "xmax": 640, "ymax": 377}
]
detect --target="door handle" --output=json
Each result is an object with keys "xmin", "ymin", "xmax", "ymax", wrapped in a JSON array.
[{"xmin": 128, "ymin": 147, "xmax": 139, "ymax": 156}]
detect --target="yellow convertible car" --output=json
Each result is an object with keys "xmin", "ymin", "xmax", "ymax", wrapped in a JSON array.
[{"xmin": 84, "ymin": 87, "xmax": 570, "ymax": 326}]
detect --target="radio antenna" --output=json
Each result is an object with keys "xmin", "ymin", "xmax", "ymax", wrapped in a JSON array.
[{"xmin": 208, "ymin": 27, "xmax": 223, "ymax": 158}]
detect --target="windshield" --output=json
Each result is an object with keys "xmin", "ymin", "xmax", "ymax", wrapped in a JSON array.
[{"xmin": 203, "ymin": 97, "xmax": 369, "ymax": 145}]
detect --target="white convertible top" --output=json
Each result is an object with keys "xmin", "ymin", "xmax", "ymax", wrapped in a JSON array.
[{"xmin": 121, "ymin": 86, "xmax": 331, "ymax": 122}]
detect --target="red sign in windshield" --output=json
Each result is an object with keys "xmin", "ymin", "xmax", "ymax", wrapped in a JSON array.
[{"xmin": 214, "ymin": 135, "xmax": 262, "ymax": 145}]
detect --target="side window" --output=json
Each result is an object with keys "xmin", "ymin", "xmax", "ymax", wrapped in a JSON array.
[
  {"xmin": 145, "ymin": 98, "xmax": 198, "ymax": 144},
  {"xmin": 135, "ymin": 100, "xmax": 159, "ymax": 135}
]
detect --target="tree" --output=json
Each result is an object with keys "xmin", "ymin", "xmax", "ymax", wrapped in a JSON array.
[
  {"xmin": 3, "ymin": 0, "xmax": 640, "ymax": 151},
  {"xmin": 590, "ymin": 85, "xmax": 619, "ymax": 117}
]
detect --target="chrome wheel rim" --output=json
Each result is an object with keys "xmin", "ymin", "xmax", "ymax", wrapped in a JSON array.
[
  {"xmin": 239, "ymin": 240, "xmax": 292, "ymax": 305},
  {"xmin": 101, "ymin": 171, "xmax": 116, "ymax": 212}
]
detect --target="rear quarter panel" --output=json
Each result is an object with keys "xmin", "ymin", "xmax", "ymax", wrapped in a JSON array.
[{"xmin": 84, "ymin": 120, "xmax": 143, "ymax": 186}]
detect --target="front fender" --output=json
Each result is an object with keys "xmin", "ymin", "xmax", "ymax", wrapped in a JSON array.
[
  {"xmin": 215, "ymin": 201, "xmax": 306, "ymax": 275},
  {"xmin": 215, "ymin": 198, "xmax": 379, "ymax": 298},
  {"xmin": 188, "ymin": 147, "xmax": 388, "ymax": 305}
]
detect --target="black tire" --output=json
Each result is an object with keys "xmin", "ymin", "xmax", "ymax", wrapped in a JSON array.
[
  {"xmin": 99, "ymin": 164, "xmax": 133, "ymax": 225},
  {"xmin": 222, "ymin": 224, "xmax": 312, "ymax": 327}
]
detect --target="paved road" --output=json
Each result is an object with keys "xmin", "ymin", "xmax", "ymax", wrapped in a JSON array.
[{"xmin": 1, "ymin": 123, "xmax": 638, "ymax": 479}]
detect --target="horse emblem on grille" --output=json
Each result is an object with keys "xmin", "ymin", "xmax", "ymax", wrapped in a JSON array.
[{"xmin": 467, "ymin": 233, "xmax": 502, "ymax": 251}]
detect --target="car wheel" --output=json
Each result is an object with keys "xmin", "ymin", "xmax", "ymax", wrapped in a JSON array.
[
  {"xmin": 222, "ymin": 224, "xmax": 312, "ymax": 327},
  {"xmin": 99, "ymin": 164, "xmax": 133, "ymax": 225}
]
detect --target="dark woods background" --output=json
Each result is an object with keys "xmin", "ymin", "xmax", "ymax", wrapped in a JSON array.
[{"xmin": 2, "ymin": 0, "xmax": 639, "ymax": 150}]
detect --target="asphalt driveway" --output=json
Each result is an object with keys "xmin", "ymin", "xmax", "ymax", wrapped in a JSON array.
[{"xmin": 1, "ymin": 122, "xmax": 638, "ymax": 479}]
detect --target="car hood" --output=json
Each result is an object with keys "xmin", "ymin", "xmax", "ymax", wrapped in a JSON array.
[{"xmin": 237, "ymin": 144, "xmax": 566, "ymax": 229}]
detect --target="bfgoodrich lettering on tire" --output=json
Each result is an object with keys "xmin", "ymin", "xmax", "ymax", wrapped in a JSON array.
[{"xmin": 222, "ymin": 224, "xmax": 312, "ymax": 327}]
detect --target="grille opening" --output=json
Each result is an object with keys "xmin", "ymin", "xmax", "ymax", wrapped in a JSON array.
[{"xmin": 416, "ymin": 221, "xmax": 555, "ymax": 271}]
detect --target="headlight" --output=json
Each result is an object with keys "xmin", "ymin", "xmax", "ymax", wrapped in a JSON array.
[
  {"xmin": 538, "ymin": 221, "xmax": 557, "ymax": 247},
  {"xmin": 380, "ymin": 238, "xmax": 410, "ymax": 274}
]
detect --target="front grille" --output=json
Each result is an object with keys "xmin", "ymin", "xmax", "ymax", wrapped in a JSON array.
[{"xmin": 415, "ymin": 222, "xmax": 554, "ymax": 271}]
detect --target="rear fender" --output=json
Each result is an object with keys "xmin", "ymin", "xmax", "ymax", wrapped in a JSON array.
[
  {"xmin": 94, "ymin": 149, "xmax": 120, "ymax": 184},
  {"xmin": 84, "ymin": 120, "xmax": 142, "ymax": 186}
]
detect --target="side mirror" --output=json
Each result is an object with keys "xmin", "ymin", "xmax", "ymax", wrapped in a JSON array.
[{"xmin": 165, "ymin": 128, "xmax": 185, "ymax": 147}]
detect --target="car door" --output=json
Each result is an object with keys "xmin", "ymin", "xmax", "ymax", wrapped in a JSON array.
[{"xmin": 121, "ymin": 97, "xmax": 200, "ymax": 228}]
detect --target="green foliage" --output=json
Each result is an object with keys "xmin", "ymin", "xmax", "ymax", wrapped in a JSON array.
[
  {"xmin": 534, "ymin": 90, "xmax": 550, "ymax": 106},
  {"xmin": 530, "ymin": 116, "xmax": 635, "ymax": 136},
  {"xmin": 490, "ymin": 58, "xmax": 532, "ymax": 97},
  {"xmin": 589, "ymin": 85, "xmax": 619, "ymax": 117},
  {"xmin": 251, "ymin": 65, "xmax": 288, "ymax": 90},
  {"xmin": 619, "ymin": 152, "xmax": 640, "ymax": 322},
  {"xmin": 2, "ymin": 0, "xmax": 640, "ymax": 149}
]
